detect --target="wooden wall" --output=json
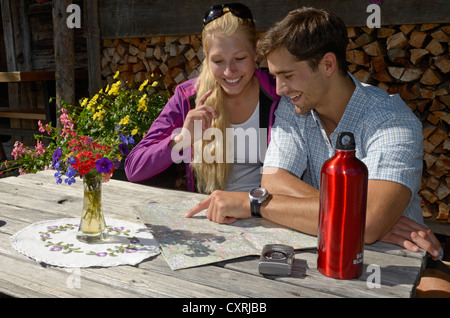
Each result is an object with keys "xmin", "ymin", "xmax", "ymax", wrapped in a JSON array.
[{"xmin": 98, "ymin": 0, "xmax": 450, "ymax": 38}]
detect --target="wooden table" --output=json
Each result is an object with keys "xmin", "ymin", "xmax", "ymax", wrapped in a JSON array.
[{"xmin": 0, "ymin": 170, "xmax": 428, "ymax": 299}]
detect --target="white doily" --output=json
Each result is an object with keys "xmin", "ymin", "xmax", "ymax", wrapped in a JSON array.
[{"xmin": 10, "ymin": 218, "xmax": 160, "ymax": 268}]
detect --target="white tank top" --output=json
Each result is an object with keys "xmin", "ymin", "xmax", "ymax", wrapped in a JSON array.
[{"xmin": 225, "ymin": 102, "xmax": 262, "ymax": 192}]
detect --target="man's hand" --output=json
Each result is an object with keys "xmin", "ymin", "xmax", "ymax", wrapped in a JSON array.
[
  {"xmin": 380, "ymin": 216, "xmax": 442, "ymax": 260},
  {"xmin": 185, "ymin": 190, "xmax": 250, "ymax": 224}
]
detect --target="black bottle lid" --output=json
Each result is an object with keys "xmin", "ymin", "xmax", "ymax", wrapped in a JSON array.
[{"xmin": 336, "ymin": 132, "xmax": 355, "ymax": 151}]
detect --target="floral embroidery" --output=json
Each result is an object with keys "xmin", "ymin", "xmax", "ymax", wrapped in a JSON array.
[{"xmin": 39, "ymin": 223, "xmax": 143, "ymax": 257}]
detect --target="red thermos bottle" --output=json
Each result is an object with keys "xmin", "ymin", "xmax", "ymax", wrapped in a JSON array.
[{"xmin": 317, "ymin": 132, "xmax": 368, "ymax": 279}]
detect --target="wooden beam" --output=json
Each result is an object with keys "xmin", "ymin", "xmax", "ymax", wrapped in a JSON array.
[
  {"xmin": 98, "ymin": 0, "xmax": 450, "ymax": 39},
  {"xmin": 53, "ymin": 0, "xmax": 75, "ymax": 126},
  {"xmin": 0, "ymin": 70, "xmax": 88, "ymax": 82},
  {"xmin": 85, "ymin": 0, "xmax": 102, "ymax": 97}
]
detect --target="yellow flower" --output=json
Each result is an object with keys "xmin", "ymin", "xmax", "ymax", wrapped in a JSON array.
[
  {"xmin": 105, "ymin": 84, "xmax": 110, "ymax": 93},
  {"xmin": 108, "ymin": 81, "xmax": 121, "ymax": 96},
  {"xmin": 137, "ymin": 94, "xmax": 147, "ymax": 112},
  {"xmin": 92, "ymin": 109, "xmax": 106, "ymax": 121},
  {"xmin": 131, "ymin": 128, "xmax": 138, "ymax": 135},
  {"xmin": 86, "ymin": 94, "xmax": 99, "ymax": 111},
  {"xmin": 138, "ymin": 79, "xmax": 149, "ymax": 91},
  {"xmin": 118, "ymin": 115, "xmax": 130, "ymax": 126},
  {"xmin": 113, "ymin": 71, "xmax": 120, "ymax": 79},
  {"xmin": 151, "ymin": 81, "xmax": 158, "ymax": 87},
  {"xmin": 80, "ymin": 98, "xmax": 88, "ymax": 107}
]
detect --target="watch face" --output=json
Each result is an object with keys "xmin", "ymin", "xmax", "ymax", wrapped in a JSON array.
[{"xmin": 251, "ymin": 188, "xmax": 266, "ymax": 198}]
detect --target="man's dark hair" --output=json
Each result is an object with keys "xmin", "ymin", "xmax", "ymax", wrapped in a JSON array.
[{"xmin": 258, "ymin": 7, "xmax": 349, "ymax": 76}]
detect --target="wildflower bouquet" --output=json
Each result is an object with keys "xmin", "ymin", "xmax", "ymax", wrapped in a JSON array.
[
  {"xmin": 0, "ymin": 71, "xmax": 168, "ymax": 182},
  {"xmin": 0, "ymin": 71, "xmax": 168, "ymax": 242}
]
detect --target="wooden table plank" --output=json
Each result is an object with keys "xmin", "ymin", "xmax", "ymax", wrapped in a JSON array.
[{"xmin": 0, "ymin": 170, "xmax": 428, "ymax": 298}]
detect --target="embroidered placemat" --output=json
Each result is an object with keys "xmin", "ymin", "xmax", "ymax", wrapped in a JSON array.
[{"xmin": 10, "ymin": 217, "xmax": 160, "ymax": 268}]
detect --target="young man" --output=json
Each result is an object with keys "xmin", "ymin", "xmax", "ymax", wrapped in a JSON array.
[{"xmin": 186, "ymin": 7, "xmax": 441, "ymax": 259}]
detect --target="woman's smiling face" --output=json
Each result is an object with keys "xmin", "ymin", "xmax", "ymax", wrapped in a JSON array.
[{"xmin": 207, "ymin": 32, "xmax": 257, "ymax": 96}]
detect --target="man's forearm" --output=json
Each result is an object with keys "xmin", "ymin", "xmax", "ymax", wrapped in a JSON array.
[{"xmin": 260, "ymin": 194, "xmax": 320, "ymax": 236}]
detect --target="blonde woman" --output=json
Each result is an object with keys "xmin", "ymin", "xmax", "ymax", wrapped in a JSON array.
[{"xmin": 125, "ymin": 3, "xmax": 280, "ymax": 193}]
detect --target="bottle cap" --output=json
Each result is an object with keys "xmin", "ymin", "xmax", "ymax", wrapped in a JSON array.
[{"xmin": 336, "ymin": 132, "xmax": 355, "ymax": 150}]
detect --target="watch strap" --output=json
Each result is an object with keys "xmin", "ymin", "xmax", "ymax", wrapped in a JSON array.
[{"xmin": 250, "ymin": 200, "xmax": 262, "ymax": 217}]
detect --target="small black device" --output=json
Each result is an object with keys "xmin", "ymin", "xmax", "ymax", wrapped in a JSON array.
[{"xmin": 258, "ymin": 244, "xmax": 295, "ymax": 276}]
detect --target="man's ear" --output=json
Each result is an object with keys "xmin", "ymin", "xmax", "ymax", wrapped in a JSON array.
[{"xmin": 320, "ymin": 52, "xmax": 337, "ymax": 77}]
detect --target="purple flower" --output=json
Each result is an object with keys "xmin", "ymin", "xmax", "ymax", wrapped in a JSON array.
[
  {"xmin": 40, "ymin": 233, "xmax": 50, "ymax": 238},
  {"xmin": 96, "ymin": 252, "xmax": 107, "ymax": 257},
  {"xmin": 118, "ymin": 143, "xmax": 129, "ymax": 156},
  {"xmin": 52, "ymin": 148, "xmax": 62, "ymax": 166},
  {"xmin": 125, "ymin": 249, "xmax": 137, "ymax": 253},
  {"xmin": 50, "ymin": 246, "xmax": 62, "ymax": 252},
  {"xmin": 47, "ymin": 226, "xmax": 58, "ymax": 229},
  {"xmin": 114, "ymin": 227, "xmax": 124, "ymax": 231},
  {"xmin": 95, "ymin": 157, "xmax": 113, "ymax": 174},
  {"xmin": 130, "ymin": 238, "xmax": 140, "ymax": 244}
]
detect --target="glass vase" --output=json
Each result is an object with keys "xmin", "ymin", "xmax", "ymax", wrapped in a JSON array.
[{"xmin": 76, "ymin": 172, "xmax": 108, "ymax": 243}]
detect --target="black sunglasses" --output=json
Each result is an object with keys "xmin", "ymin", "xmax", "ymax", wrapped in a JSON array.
[{"xmin": 203, "ymin": 3, "xmax": 254, "ymax": 26}]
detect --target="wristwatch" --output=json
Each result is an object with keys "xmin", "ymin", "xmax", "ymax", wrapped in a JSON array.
[{"xmin": 249, "ymin": 187, "xmax": 269, "ymax": 217}]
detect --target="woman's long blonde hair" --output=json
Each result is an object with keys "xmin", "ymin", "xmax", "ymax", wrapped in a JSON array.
[{"xmin": 192, "ymin": 12, "xmax": 257, "ymax": 194}]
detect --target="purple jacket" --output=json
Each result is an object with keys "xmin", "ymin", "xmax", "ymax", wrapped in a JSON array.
[{"xmin": 124, "ymin": 69, "xmax": 280, "ymax": 191}]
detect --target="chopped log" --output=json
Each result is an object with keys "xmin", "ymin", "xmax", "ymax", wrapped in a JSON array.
[
  {"xmin": 426, "ymin": 175, "xmax": 440, "ymax": 191},
  {"xmin": 420, "ymin": 188, "xmax": 438, "ymax": 204},
  {"xmin": 371, "ymin": 56, "xmax": 387, "ymax": 72},
  {"xmin": 388, "ymin": 66, "xmax": 405, "ymax": 80},
  {"xmin": 399, "ymin": 24, "xmax": 415, "ymax": 35},
  {"xmin": 346, "ymin": 50, "xmax": 369, "ymax": 66},
  {"xmin": 420, "ymin": 68, "xmax": 443, "ymax": 85},
  {"xmin": 354, "ymin": 33, "xmax": 373, "ymax": 48},
  {"xmin": 386, "ymin": 32, "xmax": 408, "ymax": 50},
  {"xmin": 434, "ymin": 154, "xmax": 450, "ymax": 173},
  {"xmin": 410, "ymin": 49, "xmax": 429, "ymax": 65},
  {"xmin": 377, "ymin": 27, "xmax": 396, "ymax": 38},
  {"xmin": 428, "ymin": 127, "xmax": 448, "ymax": 147},
  {"xmin": 372, "ymin": 69, "xmax": 394, "ymax": 83},
  {"xmin": 409, "ymin": 31, "xmax": 428, "ymax": 48},
  {"xmin": 400, "ymin": 68, "xmax": 424, "ymax": 82},
  {"xmin": 423, "ymin": 152, "xmax": 437, "ymax": 169},
  {"xmin": 434, "ymin": 55, "xmax": 450, "ymax": 74},
  {"xmin": 352, "ymin": 69, "xmax": 371, "ymax": 83},
  {"xmin": 422, "ymin": 122, "xmax": 437, "ymax": 139},
  {"xmin": 431, "ymin": 29, "xmax": 449, "ymax": 43},
  {"xmin": 425, "ymin": 39, "xmax": 445, "ymax": 56},
  {"xmin": 420, "ymin": 24, "xmax": 440, "ymax": 32},
  {"xmin": 363, "ymin": 41, "xmax": 385, "ymax": 56},
  {"xmin": 422, "ymin": 203, "xmax": 433, "ymax": 218},
  {"xmin": 436, "ymin": 202, "xmax": 449, "ymax": 220}
]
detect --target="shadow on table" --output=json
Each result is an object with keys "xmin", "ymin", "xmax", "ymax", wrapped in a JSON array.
[{"xmin": 143, "ymin": 224, "xmax": 226, "ymax": 258}]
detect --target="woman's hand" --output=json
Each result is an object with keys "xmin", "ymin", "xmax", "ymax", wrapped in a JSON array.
[{"xmin": 171, "ymin": 90, "xmax": 218, "ymax": 147}]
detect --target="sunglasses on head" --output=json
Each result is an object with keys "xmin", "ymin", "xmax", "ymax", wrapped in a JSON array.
[{"xmin": 203, "ymin": 3, "xmax": 254, "ymax": 26}]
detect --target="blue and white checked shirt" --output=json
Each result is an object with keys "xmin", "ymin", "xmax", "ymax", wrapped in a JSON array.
[{"xmin": 264, "ymin": 73, "xmax": 424, "ymax": 225}]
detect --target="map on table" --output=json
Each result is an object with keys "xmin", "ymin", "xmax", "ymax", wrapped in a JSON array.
[{"xmin": 134, "ymin": 199, "xmax": 317, "ymax": 270}]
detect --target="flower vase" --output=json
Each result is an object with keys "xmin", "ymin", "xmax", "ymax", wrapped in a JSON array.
[{"xmin": 76, "ymin": 172, "xmax": 108, "ymax": 243}]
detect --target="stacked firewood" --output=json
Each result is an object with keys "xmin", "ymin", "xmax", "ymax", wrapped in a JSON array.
[
  {"xmin": 101, "ymin": 23, "xmax": 449, "ymax": 224},
  {"xmin": 346, "ymin": 24, "xmax": 449, "ymax": 224},
  {"xmin": 101, "ymin": 36, "xmax": 204, "ymax": 90}
]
